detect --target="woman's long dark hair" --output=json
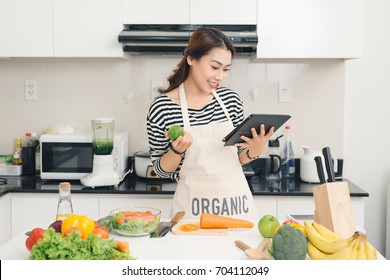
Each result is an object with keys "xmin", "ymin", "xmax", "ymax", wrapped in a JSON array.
[{"xmin": 159, "ymin": 27, "xmax": 236, "ymax": 94}]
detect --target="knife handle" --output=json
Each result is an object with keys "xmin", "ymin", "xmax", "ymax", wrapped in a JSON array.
[
  {"xmin": 235, "ymin": 240, "xmax": 251, "ymax": 251},
  {"xmin": 322, "ymin": 147, "xmax": 335, "ymax": 182},
  {"xmin": 171, "ymin": 211, "xmax": 185, "ymax": 224},
  {"xmin": 314, "ymin": 156, "xmax": 326, "ymax": 184}
]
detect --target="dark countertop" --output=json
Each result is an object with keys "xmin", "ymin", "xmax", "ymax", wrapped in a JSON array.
[{"xmin": 0, "ymin": 172, "xmax": 368, "ymax": 198}]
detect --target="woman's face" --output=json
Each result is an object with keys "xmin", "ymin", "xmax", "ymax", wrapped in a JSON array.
[{"xmin": 187, "ymin": 47, "xmax": 232, "ymax": 93}]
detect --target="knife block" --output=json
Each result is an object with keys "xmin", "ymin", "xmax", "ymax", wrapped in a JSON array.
[{"xmin": 312, "ymin": 181, "xmax": 356, "ymax": 238}]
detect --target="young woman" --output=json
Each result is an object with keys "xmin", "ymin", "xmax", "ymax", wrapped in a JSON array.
[{"xmin": 147, "ymin": 27, "xmax": 274, "ymax": 219}]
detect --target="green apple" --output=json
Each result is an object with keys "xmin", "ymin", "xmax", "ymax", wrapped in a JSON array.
[
  {"xmin": 258, "ymin": 214, "xmax": 280, "ymax": 238},
  {"xmin": 168, "ymin": 125, "xmax": 184, "ymax": 141}
]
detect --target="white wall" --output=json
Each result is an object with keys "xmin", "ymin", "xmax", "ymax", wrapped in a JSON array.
[
  {"xmin": 0, "ymin": 0, "xmax": 388, "ymax": 258},
  {"xmin": 0, "ymin": 58, "xmax": 345, "ymax": 158},
  {"xmin": 344, "ymin": 0, "xmax": 390, "ymax": 257}
]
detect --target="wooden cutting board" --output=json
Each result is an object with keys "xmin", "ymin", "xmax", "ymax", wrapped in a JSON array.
[{"xmin": 171, "ymin": 221, "xmax": 228, "ymax": 236}]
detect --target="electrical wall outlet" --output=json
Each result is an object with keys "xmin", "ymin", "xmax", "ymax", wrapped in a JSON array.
[
  {"xmin": 278, "ymin": 82, "xmax": 292, "ymax": 103},
  {"xmin": 25, "ymin": 80, "xmax": 38, "ymax": 101}
]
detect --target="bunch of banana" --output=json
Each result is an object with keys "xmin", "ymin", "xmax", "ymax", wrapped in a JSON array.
[{"xmin": 304, "ymin": 221, "xmax": 377, "ymax": 260}]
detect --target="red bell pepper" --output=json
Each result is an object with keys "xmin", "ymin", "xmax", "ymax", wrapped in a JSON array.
[{"xmin": 25, "ymin": 227, "xmax": 45, "ymax": 251}]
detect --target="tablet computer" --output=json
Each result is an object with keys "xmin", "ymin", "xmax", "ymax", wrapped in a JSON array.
[{"xmin": 222, "ymin": 114, "xmax": 291, "ymax": 146}]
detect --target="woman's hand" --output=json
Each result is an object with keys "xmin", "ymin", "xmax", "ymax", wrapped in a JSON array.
[
  {"xmin": 165, "ymin": 131, "xmax": 193, "ymax": 154},
  {"xmin": 160, "ymin": 131, "xmax": 193, "ymax": 172},
  {"xmin": 236, "ymin": 124, "xmax": 274, "ymax": 162}
]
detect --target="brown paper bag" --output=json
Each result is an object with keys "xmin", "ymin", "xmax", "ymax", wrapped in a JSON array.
[{"xmin": 313, "ymin": 181, "xmax": 356, "ymax": 238}]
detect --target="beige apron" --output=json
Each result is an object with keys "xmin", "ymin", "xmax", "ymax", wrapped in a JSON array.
[{"xmin": 170, "ymin": 84, "xmax": 257, "ymax": 220}]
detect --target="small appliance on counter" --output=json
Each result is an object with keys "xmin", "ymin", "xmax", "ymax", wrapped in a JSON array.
[
  {"xmin": 80, "ymin": 118, "xmax": 123, "ymax": 187},
  {"xmin": 40, "ymin": 127, "xmax": 128, "ymax": 181},
  {"xmin": 133, "ymin": 150, "xmax": 160, "ymax": 179},
  {"xmin": 300, "ymin": 146, "xmax": 338, "ymax": 183}
]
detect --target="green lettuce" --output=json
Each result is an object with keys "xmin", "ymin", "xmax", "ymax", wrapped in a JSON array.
[{"xmin": 29, "ymin": 228, "xmax": 135, "ymax": 260}]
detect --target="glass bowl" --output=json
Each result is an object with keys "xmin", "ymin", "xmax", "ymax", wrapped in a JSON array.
[{"xmin": 110, "ymin": 207, "xmax": 161, "ymax": 236}]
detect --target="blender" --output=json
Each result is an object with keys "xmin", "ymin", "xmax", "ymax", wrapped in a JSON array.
[{"xmin": 80, "ymin": 118, "xmax": 120, "ymax": 187}]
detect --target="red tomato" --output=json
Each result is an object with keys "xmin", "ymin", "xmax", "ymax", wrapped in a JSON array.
[
  {"xmin": 282, "ymin": 219, "xmax": 299, "ymax": 225},
  {"xmin": 92, "ymin": 226, "xmax": 110, "ymax": 239}
]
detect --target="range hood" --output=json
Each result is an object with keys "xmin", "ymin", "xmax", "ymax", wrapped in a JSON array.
[{"xmin": 118, "ymin": 24, "xmax": 258, "ymax": 55}]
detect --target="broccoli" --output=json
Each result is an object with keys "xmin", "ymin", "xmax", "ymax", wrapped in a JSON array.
[{"xmin": 269, "ymin": 224, "xmax": 307, "ymax": 260}]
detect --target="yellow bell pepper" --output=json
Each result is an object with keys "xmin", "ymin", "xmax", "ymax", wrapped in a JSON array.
[{"xmin": 61, "ymin": 214, "xmax": 95, "ymax": 239}]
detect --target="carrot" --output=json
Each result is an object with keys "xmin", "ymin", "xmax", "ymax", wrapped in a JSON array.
[
  {"xmin": 179, "ymin": 224, "xmax": 199, "ymax": 232},
  {"xmin": 199, "ymin": 213, "xmax": 254, "ymax": 229},
  {"xmin": 115, "ymin": 240, "xmax": 129, "ymax": 253}
]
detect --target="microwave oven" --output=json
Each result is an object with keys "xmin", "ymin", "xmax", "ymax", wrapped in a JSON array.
[{"xmin": 40, "ymin": 132, "xmax": 128, "ymax": 180}]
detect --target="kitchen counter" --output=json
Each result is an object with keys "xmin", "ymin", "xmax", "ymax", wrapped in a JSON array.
[
  {"xmin": 1, "ymin": 224, "xmax": 259, "ymax": 260},
  {"xmin": 0, "ymin": 172, "xmax": 369, "ymax": 198},
  {"xmin": 0, "ymin": 221, "xmax": 385, "ymax": 260}
]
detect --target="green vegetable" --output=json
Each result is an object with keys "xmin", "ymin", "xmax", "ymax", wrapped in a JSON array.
[
  {"xmin": 29, "ymin": 228, "xmax": 135, "ymax": 260},
  {"xmin": 112, "ymin": 216, "xmax": 158, "ymax": 236},
  {"xmin": 111, "ymin": 211, "xmax": 159, "ymax": 236},
  {"xmin": 97, "ymin": 215, "xmax": 112, "ymax": 231},
  {"xmin": 268, "ymin": 224, "xmax": 307, "ymax": 260}
]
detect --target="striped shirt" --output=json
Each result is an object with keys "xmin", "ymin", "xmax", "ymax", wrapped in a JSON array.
[{"xmin": 146, "ymin": 87, "xmax": 245, "ymax": 181}]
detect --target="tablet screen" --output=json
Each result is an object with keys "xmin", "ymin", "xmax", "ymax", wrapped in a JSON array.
[{"xmin": 222, "ymin": 114, "xmax": 291, "ymax": 146}]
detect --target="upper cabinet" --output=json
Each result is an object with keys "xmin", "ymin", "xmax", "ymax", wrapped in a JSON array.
[
  {"xmin": 0, "ymin": 0, "xmax": 123, "ymax": 58},
  {"xmin": 1, "ymin": 0, "xmax": 362, "ymax": 59},
  {"xmin": 122, "ymin": 0, "xmax": 257, "ymax": 25},
  {"xmin": 0, "ymin": 0, "xmax": 53, "ymax": 57},
  {"xmin": 189, "ymin": 0, "xmax": 257, "ymax": 25},
  {"xmin": 123, "ymin": 0, "xmax": 190, "ymax": 24},
  {"xmin": 53, "ymin": 0, "xmax": 123, "ymax": 57},
  {"xmin": 257, "ymin": 0, "xmax": 362, "ymax": 59}
]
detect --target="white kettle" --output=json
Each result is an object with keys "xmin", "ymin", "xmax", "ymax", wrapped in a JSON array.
[{"xmin": 300, "ymin": 146, "xmax": 337, "ymax": 183}]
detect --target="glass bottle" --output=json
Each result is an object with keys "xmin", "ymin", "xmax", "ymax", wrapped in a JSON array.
[
  {"xmin": 281, "ymin": 125, "xmax": 296, "ymax": 178},
  {"xmin": 22, "ymin": 132, "xmax": 32, "ymax": 147},
  {"xmin": 13, "ymin": 137, "xmax": 23, "ymax": 165},
  {"xmin": 56, "ymin": 182, "xmax": 74, "ymax": 221}
]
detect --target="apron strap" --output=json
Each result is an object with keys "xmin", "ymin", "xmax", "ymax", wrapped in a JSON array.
[
  {"xmin": 178, "ymin": 84, "xmax": 191, "ymax": 130},
  {"xmin": 179, "ymin": 84, "xmax": 232, "ymax": 130},
  {"xmin": 211, "ymin": 89, "xmax": 232, "ymax": 123}
]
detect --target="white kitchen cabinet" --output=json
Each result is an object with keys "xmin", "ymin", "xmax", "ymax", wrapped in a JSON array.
[
  {"xmin": 0, "ymin": 0, "xmax": 53, "ymax": 57},
  {"xmin": 1, "ymin": 191, "xmax": 365, "ymax": 245},
  {"xmin": 0, "ymin": 195, "xmax": 11, "ymax": 246},
  {"xmin": 10, "ymin": 193, "xmax": 99, "ymax": 237},
  {"xmin": 253, "ymin": 197, "xmax": 277, "ymax": 217},
  {"xmin": 0, "ymin": 0, "xmax": 123, "ymax": 58},
  {"xmin": 276, "ymin": 196, "xmax": 365, "ymax": 229},
  {"xmin": 123, "ymin": 0, "xmax": 190, "ymax": 24},
  {"xmin": 53, "ymin": 0, "xmax": 123, "ymax": 57},
  {"xmin": 122, "ymin": 0, "xmax": 257, "ymax": 25},
  {"xmin": 99, "ymin": 194, "xmax": 174, "ymax": 220},
  {"xmin": 189, "ymin": 0, "xmax": 257, "ymax": 25},
  {"xmin": 257, "ymin": 0, "xmax": 362, "ymax": 59},
  {"xmin": 255, "ymin": 195, "xmax": 364, "ymax": 230}
]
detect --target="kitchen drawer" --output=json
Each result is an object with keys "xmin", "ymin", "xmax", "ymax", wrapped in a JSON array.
[
  {"xmin": 253, "ymin": 197, "xmax": 277, "ymax": 217},
  {"xmin": 277, "ymin": 196, "xmax": 365, "ymax": 228},
  {"xmin": 10, "ymin": 193, "xmax": 99, "ymax": 237}
]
